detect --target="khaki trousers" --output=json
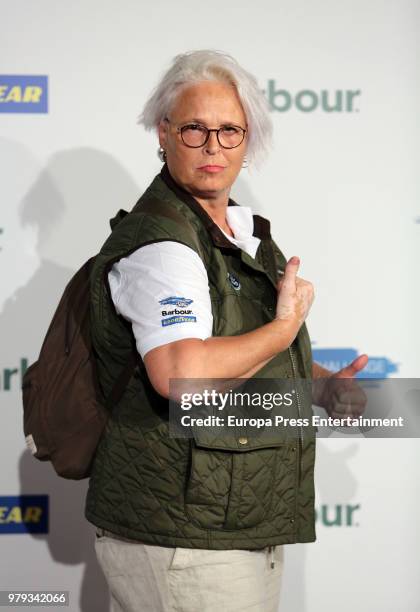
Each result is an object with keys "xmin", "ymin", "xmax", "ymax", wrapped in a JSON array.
[{"xmin": 94, "ymin": 528, "xmax": 284, "ymax": 612}]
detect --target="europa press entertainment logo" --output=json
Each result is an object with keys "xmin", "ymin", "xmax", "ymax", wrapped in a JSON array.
[
  {"xmin": 312, "ymin": 347, "xmax": 399, "ymax": 378},
  {"xmin": 263, "ymin": 81, "xmax": 361, "ymax": 113},
  {"xmin": 0, "ymin": 75, "xmax": 48, "ymax": 113}
]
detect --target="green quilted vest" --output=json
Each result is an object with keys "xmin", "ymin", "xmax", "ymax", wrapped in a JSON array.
[{"xmin": 85, "ymin": 165, "xmax": 316, "ymax": 549}]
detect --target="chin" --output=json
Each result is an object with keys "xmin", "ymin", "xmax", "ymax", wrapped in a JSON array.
[
  {"xmin": 196, "ymin": 172, "xmax": 229, "ymax": 186},
  {"xmin": 194, "ymin": 176, "xmax": 227, "ymax": 191}
]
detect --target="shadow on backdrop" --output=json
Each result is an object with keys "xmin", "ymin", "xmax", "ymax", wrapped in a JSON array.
[{"xmin": 1, "ymin": 146, "xmax": 140, "ymax": 612}]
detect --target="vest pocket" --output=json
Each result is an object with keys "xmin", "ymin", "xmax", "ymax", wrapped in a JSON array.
[
  {"xmin": 224, "ymin": 448, "xmax": 280, "ymax": 530},
  {"xmin": 184, "ymin": 439, "xmax": 292, "ymax": 531},
  {"xmin": 184, "ymin": 442, "xmax": 233, "ymax": 530}
]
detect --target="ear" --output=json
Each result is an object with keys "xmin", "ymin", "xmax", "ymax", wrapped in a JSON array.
[{"xmin": 158, "ymin": 120, "xmax": 168, "ymax": 149}]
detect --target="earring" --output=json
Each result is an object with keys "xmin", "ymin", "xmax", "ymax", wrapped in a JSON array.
[
  {"xmin": 157, "ymin": 146, "xmax": 167, "ymax": 163},
  {"xmin": 242, "ymin": 157, "xmax": 249, "ymax": 168}
]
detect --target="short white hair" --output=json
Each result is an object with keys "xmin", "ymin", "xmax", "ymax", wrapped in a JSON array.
[{"xmin": 138, "ymin": 50, "xmax": 273, "ymax": 166}]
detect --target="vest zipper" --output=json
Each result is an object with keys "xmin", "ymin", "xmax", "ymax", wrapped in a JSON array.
[{"xmin": 288, "ymin": 345, "xmax": 303, "ymax": 485}]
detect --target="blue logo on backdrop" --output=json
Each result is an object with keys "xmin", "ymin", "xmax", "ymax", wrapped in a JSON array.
[
  {"xmin": 312, "ymin": 347, "xmax": 399, "ymax": 378},
  {"xmin": 0, "ymin": 75, "xmax": 48, "ymax": 113},
  {"xmin": 0, "ymin": 495, "xmax": 49, "ymax": 534},
  {"xmin": 159, "ymin": 296, "xmax": 194, "ymax": 307}
]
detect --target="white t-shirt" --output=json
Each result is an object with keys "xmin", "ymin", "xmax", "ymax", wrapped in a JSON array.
[{"xmin": 108, "ymin": 205, "xmax": 260, "ymax": 359}]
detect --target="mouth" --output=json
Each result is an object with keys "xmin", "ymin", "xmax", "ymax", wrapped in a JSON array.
[{"xmin": 197, "ymin": 165, "xmax": 226, "ymax": 174}]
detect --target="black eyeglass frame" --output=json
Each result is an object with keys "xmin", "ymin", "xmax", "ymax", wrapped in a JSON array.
[{"xmin": 164, "ymin": 117, "xmax": 247, "ymax": 149}]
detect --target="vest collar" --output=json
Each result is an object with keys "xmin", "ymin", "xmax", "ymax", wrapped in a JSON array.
[{"xmin": 160, "ymin": 164, "xmax": 271, "ymax": 249}]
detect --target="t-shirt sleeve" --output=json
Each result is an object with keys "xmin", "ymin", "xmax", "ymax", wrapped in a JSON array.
[{"xmin": 107, "ymin": 241, "xmax": 213, "ymax": 359}]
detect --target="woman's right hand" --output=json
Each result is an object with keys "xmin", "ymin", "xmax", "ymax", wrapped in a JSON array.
[{"xmin": 275, "ymin": 256, "xmax": 314, "ymax": 328}]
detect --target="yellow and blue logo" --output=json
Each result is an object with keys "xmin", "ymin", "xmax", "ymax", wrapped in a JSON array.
[
  {"xmin": 0, "ymin": 495, "xmax": 49, "ymax": 533},
  {"xmin": 0, "ymin": 75, "xmax": 48, "ymax": 113}
]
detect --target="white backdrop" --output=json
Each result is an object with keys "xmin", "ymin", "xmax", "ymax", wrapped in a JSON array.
[{"xmin": 1, "ymin": 1, "xmax": 419, "ymax": 610}]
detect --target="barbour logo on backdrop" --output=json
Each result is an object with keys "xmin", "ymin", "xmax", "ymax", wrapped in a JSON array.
[
  {"xmin": 227, "ymin": 272, "xmax": 241, "ymax": 290},
  {"xmin": 315, "ymin": 503, "xmax": 360, "ymax": 527},
  {"xmin": 0, "ymin": 358, "xmax": 28, "ymax": 391}
]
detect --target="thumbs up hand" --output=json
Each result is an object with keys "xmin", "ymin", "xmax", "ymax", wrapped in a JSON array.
[{"xmin": 315, "ymin": 355, "xmax": 369, "ymax": 418}]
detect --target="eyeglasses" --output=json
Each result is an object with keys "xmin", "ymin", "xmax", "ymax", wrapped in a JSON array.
[{"xmin": 164, "ymin": 118, "xmax": 247, "ymax": 149}]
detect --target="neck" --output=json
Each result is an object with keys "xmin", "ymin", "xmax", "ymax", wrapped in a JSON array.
[{"xmin": 193, "ymin": 194, "xmax": 234, "ymax": 235}]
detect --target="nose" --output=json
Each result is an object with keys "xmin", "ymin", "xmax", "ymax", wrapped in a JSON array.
[{"xmin": 204, "ymin": 130, "xmax": 220, "ymax": 154}]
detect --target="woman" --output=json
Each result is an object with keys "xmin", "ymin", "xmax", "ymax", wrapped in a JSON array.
[{"xmin": 86, "ymin": 50, "xmax": 367, "ymax": 612}]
